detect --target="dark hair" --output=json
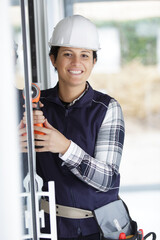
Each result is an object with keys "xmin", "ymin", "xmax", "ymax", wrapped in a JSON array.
[
  {"xmin": 49, "ymin": 46, "xmax": 97, "ymax": 63},
  {"xmin": 49, "ymin": 46, "xmax": 60, "ymax": 60}
]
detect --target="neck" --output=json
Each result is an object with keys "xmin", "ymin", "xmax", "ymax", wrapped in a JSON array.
[{"xmin": 58, "ymin": 82, "xmax": 86, "ymax": 103}]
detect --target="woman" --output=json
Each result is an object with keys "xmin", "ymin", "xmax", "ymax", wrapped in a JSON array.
[{"xmin": 21, "ymin": 15, "xmax": 125, "ymax": 240}]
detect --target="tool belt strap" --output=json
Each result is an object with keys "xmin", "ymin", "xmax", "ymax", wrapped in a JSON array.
[{"xmin": 40, "ymin": 199, "xmax": 94, "ymax": 219}]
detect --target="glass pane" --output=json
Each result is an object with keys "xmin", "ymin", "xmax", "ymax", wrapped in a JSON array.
[
  {"xmin": 74, "ymin": 1, "xmax": 160, "ymax": 238},
  {"xmin": 11, "ymin": 1, "xmax": 31, "ymax": 239},
  {"xmin": 0, "ymin": 0, "xmax": 27, "ymax": 239}
]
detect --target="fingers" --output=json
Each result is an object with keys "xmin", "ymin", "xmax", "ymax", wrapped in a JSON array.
[
  {"xmin": 32, "ymin": 101, "xmax": 44, "ymax": 108},
  {"xmin": 23, "ymin": 110, "xmax": 44, "ymax": 116},
  {"xmin": 23, "ymin": 110, "xmax": 45, "ymax": 125},
  {"xmin": 34, "ymin": 125, "xmax": 52, "ymax": 135},
  {"xmin": 34, "ymin": 133, "xmax": 49, "ymax": 152},
  {"xmin": 34, "ymin": 140, "xmax": 48, "ymax": 147},
  {"xmin": 19, "ymin": 134, "xmax": 27, "ymax": 142},
  {"xmin": 19, "ymin": 126, "xmax": 27, "ymax": 136},
  {"xmin": 23, "ymin": 101, "xmax": 44, "ymax": 109},
  {"xmin": 18, "ymin": 120, "xmax": 25, "ymax": 129},
  {"xmin": 43, "ymin": 119, "xmax": 54, "ymax": 130},
  {"xmin": 34, "ymin": 125, "xmax": 56, "ymax": 152},
  {"xmin": 33, "ymin": 110, "xmax": 44, "ymax": 116},
  {"xmin": 35, "ymin": 146, "xmax": 49, "ymax": 152},
  {"xmin": 33, "ymin": 114, "xmax": 45, "ymax": 124},
  {"xmin": 20, "ymin": 147, "xmax": 28, "ymax": 153},
  {"xmin": 34, "ymin": 125, "xmax": 70, "ymax": 154},
  {"xmin": 18, "ymin": 126, "xmax": 28, "ymax": 152},
  {"xmin": 18, "ymin": 119, "xmax": 68, "ymax": 154},
  {"xmin": 34, "ymin": 132, "xmax": 48, "ymax": 140},
  {"xmin": 20, "ymin": 140, "xmax": 28, "ymax": 149}
]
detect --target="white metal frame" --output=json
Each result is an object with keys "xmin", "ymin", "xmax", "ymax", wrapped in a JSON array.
[{"xmin": 21, "ymin": 174, "xmax": 57, "ymax": 240}]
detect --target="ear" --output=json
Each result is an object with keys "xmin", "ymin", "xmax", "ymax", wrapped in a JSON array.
[
  {"xmin": 93, "ymin": 58, "xmax": 96, "ymax": 65},
  {"xmin": 93, "ymin": 58, "xmax": 97, "ymax": 67},
  {"xmin": 50, "ymin": 55, "xmax": 57, "ymax": 68}
]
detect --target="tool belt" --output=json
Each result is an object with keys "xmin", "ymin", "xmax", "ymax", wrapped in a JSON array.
[
  {"xmin": 41, "ymin": 198, "xmax": 156, "ymax": 240},
  {"xmin": 40, "ymin": 198, "xmax": 94, "ymax": 219}
]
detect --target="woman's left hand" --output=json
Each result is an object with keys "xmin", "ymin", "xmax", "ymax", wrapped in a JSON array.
[{"xmin": 34, "ymin": 119, "xmax": 71, "ymax": 155}]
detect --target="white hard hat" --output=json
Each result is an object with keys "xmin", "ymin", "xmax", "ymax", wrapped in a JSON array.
[{"xmin": 49, "ymin": 15, "xmax": 100, "ymax": 51}]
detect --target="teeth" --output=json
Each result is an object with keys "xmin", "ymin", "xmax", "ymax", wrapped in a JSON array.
[{"xmin": 69, "ymin": 70, "xmax": 82, "ymax": 74}]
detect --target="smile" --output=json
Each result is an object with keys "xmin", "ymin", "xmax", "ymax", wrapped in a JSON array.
[{"xmin": 68, "ymin": 70, "xmax": 83, "ymax": 75}]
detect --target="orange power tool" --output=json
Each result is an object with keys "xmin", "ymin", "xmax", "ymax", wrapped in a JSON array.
[
  {"xmin": 23, "ymin": 83, "xmax": 44, "ymax": 135},
  {"xmin": 31, "ymin": 83, "xmax": 44, "ymax": 134}
]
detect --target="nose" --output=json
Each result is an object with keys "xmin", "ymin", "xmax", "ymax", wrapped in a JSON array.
[{"xmin": 71, "ymin": 55, "xmax": 81, "ymax": 66}]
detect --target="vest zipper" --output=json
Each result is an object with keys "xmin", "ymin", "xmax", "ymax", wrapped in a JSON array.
[
  {"xmin": 70, "ymin": 188, "xmax": 81, "ymax": 236},
  {"xmin": 64, "ymin": 107, "xmax": 81, "ymax": 236},
  {"xmin": 64, "ymin": 108, "xmax": 69, "ymax": 136},
  {"xmin": 65, "ymin": 108, "xmax": 69, "ymax": 117}
]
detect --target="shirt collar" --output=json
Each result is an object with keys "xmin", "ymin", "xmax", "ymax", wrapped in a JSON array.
[
  {"xmin": 66, "ymin": 82, "xmax": 89, "ymax": 107},
  {"xmin": 41, "ymin": 81, "xmax": 94, "ymax": 108}
]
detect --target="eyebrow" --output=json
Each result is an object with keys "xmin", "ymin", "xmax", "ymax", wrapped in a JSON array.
[
  {"xmin": 81, "ymin": 51, "xmax": 91, "ymax": 54},
  {"xmin": 61, "ymin": 49, "xmax": 72, "ymax": 52},
  {"xmin": 61, "ymin": 49, "xmax": 91, "ymax": 54}
]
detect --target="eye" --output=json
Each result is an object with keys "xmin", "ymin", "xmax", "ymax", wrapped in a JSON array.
[
  {"xmin": 81, "ymin": 54, "xmax": 89, "ymax": 58},
  {"xmin": 64, "ymin": 52, "xmax": 72, "ymax": 57}
]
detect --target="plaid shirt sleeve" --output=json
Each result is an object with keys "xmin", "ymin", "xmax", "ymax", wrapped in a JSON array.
[{"xmin": 59, "ymin": 98, "xmax": 125, "ymax": 192}]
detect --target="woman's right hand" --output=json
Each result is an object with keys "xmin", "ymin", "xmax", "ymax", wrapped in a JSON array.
[
  {"xmin": 22, "ymin": 102, "xmax": 45, "ymax": 125},
  {"xmin": 19, "ymin": 101, "xmax": 45, "ymax": 152},
  {"xmin": 18, "ymin": 120, "xmax": 27, "ymax": 152}
]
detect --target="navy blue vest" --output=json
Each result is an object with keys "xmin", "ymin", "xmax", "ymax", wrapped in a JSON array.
[{"xmin": 37, "ymin": 83, "xmax": 120, "ymax": 238}]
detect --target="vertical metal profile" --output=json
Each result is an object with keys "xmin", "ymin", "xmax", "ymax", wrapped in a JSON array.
[
  {"xmin": 20, "ymin": 0, "xmax": 38, "ymax": 239},
  {"xmin": 33, "ymin": 0, "xmax": 51, "ymax": 89},
  {"xmin": 63, "ymin": 0, "xmax": 74, "ymax": 17},
  {"xmin": 28, "ymin": 0, "xmax": 38, "ymax": 83}
]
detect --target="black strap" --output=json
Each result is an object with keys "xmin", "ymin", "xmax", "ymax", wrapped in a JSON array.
[{"xmin": 144, "ymin": 232, "xmax": 156, "ymax": 240}]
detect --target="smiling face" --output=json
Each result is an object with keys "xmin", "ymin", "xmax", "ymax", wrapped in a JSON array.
[{"xmin": 50, "ymin": 47, "xmax": 96, "ymax": 88}]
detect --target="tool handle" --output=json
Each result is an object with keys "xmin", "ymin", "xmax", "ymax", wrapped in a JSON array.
[
  {"xmin": 33, "ymin": 101, "xmax": 45, "ymax": 134},
  {"xmin": 138, "ymin": 229, "xmax": 144, "ymax": 240},
  {"xmin": 33, "ymin": 101, "xmax": 41, "ymax": 110},
  {"xmin": 34, "ymin": 123, "xmax": 44, "ymax": 135},
  {"xmin": 119, "ymin": 232, "xmax": 126, "ymax": 239}
]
